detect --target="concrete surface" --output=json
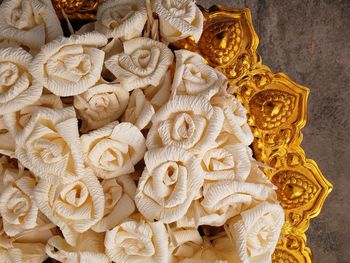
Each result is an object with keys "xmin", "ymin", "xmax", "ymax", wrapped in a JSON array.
[{"xmin": 197, "ymin": 0, "xmax": 350, "ymax": 262}]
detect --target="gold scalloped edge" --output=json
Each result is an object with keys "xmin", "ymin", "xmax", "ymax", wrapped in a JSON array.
[
  {"xmin": 173, "ymin": 5, "xmax": 333, "ymax": 263},
  {"xmin": 50, "ymin": 1, "xmax": 333, "ymax": 262}
]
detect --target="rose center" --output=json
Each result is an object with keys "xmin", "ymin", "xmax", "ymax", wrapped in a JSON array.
[
  {"xmin": 61, "ymin": 182, "xmax": 89, "ymax": 207},
  {"xmin": 121, "ymin": 237, "xmax": 155, "ymax": 257},
  {"xmin": 8, "ymin": 190, "xmax": 30, "ymax": 219},
  {"xmin": 172, "ymin": 113, "xmax": 195, "ymax": 140},
  {"xmin": 10, "ymin": 1, "xmax": 36, "ymax": 29},
  {"xmin": 105, "ymin": 184, "xmax": 122, "ymax": 209},
  {"xmin": 89, "ymin": 94, "xmax": 110, "ymax": 111},
  {"xmin": 0, "ymin": 62, "xmax": 19, "ymax": 88}
]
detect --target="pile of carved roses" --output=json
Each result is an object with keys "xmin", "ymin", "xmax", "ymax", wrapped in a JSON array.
[{"xmin": 0, "ymin": 0, "xmax": 284, "ymax": 262}]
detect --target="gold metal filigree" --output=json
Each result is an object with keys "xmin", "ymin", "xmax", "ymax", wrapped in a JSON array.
[
  {"xmin": 52, "ymin": 2, "xmax": 333, "ymax": 262},
  {"xmin": 52, "ymin": 0, "xmax": 102, "ymax": 20}
]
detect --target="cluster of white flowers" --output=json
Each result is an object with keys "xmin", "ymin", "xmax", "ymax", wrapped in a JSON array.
[{"xmin": 0, "ymin": 0, "xmax": 284, "ymax": 262}]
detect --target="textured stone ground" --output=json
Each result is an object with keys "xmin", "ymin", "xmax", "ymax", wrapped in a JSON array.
[{"xmin": 198, "ymin": 1, "xmax": 350, "ymax": 262}]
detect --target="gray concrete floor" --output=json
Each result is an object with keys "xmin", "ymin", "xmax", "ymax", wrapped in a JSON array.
[{"xmin": 197, "ymin": 0, "xmax": 350, "ymax": 262}]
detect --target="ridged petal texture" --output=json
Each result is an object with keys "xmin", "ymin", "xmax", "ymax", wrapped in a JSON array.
[
  {"xmin": 15, "ymin": 107, "xmax": 85, "ymax": 183},
  {"xmin": 153, "ymin": 0, "xmax": 204, "ymax": 43},
  {"xmin": 212, "ymin": 94, "xmax": 254, "ymax": 146},
  {"xmin": 170, "ymin": 228, "xmax": 234, "ymax": 262},
  {"xmin": 0, "ymin": 0, "xmax": 63, "ymax": 51},
  {"xmin": 34, "ymin": 170, "xmax": 105, "ymax": 246},
  {"xmin": 0, "ymin": 116, "xmax": 15, "ymax": 157},
  {"xmin": 172, "ymin": 50, "xmax": 228, "ymax": 98},
  {"xmin": 0, "ymin": 167, "xmax": 38, "ymax": 236},
  {"xmin": 93, "ymin": 174, "xmax": 136, "ymax": 232},
  {"xmin": 81, "ymin": 122, "xmax": 146, "ymax": 179},
  {"xmin": 124, "ymin": 70, "xmax": 172, "ymax": 130},
  {"xmin": 105, "ymin": 37, "xmax": 174, "ymax": 90},
  {"xmin": 105, "ymin": 217, "xmax": 169, "ymax": 263},
  {"xmin": 3, "ymin": 94, "xmax": 63, "ymax": 137},
  {"xmin": 45, "ymin": 231, "xmax": 109, "ymax": 263},
  {"xmin": 147, "ymin": 95, "xmax": 224, "ymax": 153},
  {"xmin": 227, "ymin": 202, "xmax": 284, "ymax": 263},
  {"xmin": 29, "ymin": 32, "xmax": 108, "ymax": 96},
  {"xmin": 135, "ymin": 146, "xmax": 203, "ymax": 223},
  {"xmin": 74, "ymin": 82, "xmax": 129, "ymax": 132},
  {"xmin": 95, "ymin": 0, "xmax": 147, "ymax": 40},
  {"xmin": 0, "ymin": 47, "xmax": 43, "ymax": 114}
]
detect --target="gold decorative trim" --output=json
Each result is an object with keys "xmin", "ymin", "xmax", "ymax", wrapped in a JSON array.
[
  {"xmin": 175, "ymin": 5, "xmax": 333, "ymax": 262},
  {"xmin": 51, "ymin": 2, "xmax": 333, "ymax": 262}
]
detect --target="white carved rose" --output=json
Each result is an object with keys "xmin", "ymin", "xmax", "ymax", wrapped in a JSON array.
[
  {"xmin": 0, "ymin": 47, "xmax": 42, "ymax": 114},
  {"xmin": 15, "ymin": 107, "xmax": 85, "ymax": 183},
  {"xmin": 30, "ymin": 32, "xmax": 108, "ymax": 96},
  {"xmin": 93, "ymin": 175, "xmax": 136, "ymax": 232},
  {"xmin": 0, "ymin": 218, "xmax": 48, "ymax": 263},
  {"xmin": 172, "ymin": 234, "xmax": 234, "ymax": 263},
  {"xmin": 81, "ymin": 122, "xmax": 146, "ymax": 179},
  {"xmin": 212, "ymin": 94, "xmax": 254, "ymax": 146},
  {"xmin": 0, "ymin": 168, "xmax": 38, "ymax": 236},
  {"xmin": 46, "ymin": 232, "xmax": 109, "ymax": 263},
  {"xmin": 0, "ymin": 0, "xmax": 63, "ymax": 50},
  {"xmin": 34, "ymin": 171, "xmax": 105, "ymax": 246},
  {"xmin": 153, "ymin": 0, "xmax": 204, "ymax": 43},
  {"xmin": 124, "ymin": 70, "xmax": 172, "ymax": 130},
  {"xmin": 135, "ymin": 146, "xmax": 203, "ymax": 223},
  {"xmin": 105, "ymin": 217, "xmax": 169, "ymax": 263},
  {"xmin": 146, "ymin": 95, "xmax": 224, "ymax": 153},
  {"xmin": 176, "ymin": 180, "xmax": 271, "ymax": 228},
  {"xmin": 228, "ymin": 202, "xmax": 284, "ymax": 263},
  {"xmin": 3, "ymin": 94, "xmax": 63, "ymax": 137},
  {"xmin": 105, "ymin": 37, "xmax": 174, "ymax": 91},
  {"xmin": 74, "ymin": 82, "xmax": 129, "ymax": 132},
  {"xmin": 172, "ymin": 50, "xmax": 228, "ymax": 98},
  {"xmin": 95, "ymin": 0, "xmax": 147, "ymax": 40},
  {"xmin": 200, "ymin": 139, "xmax": 252, "ymax": 182},
  {"xmin": 169, "ymin": 228, "xmax": 203, "ymax": 262}
]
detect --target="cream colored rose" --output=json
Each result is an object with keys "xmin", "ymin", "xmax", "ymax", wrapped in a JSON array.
[
  {"xmin": 0, "ymin": 0, "xmax": 62, "ymax": 50},
  {"xmin": 3, "ymin": 94, "xmax": 63, "ymax": 137},
  {"xmin": 0, "ymin": 47, "xmax": 42, "ymax": 114},
  {"xmin": 0, "ymin": 117, "xmax": 15, "ymax": 157},
  {"xmin": 228, "ymin": 202, "xmax": 284, "ymax": 263},
  {"xmin": 172, "ymin": 50, "xmax": 228, "ymax": 98},
  {"xmin": 30, "ymin": 32, "xmax": 108, "ymax": 96},
  {"xmin": 15, "ymin": 107, "xmax": 85, "ymax": 183},
  {"xmin": 81, "ymin": 122, "xmax": 146, "ymax": 179},
  {"xmin": 124, "ymin": 71, "xmax": 172, "ymax": 130},
  {"xmin": 0, "ymin": 219, "xmax": 48, "ymax": 263},
  {"xmin": 135, "ymin": 146, "xmax": 203, "ymax": 223},
  {"xmin": 0, "ymin": 168, "xmax": 38, "ymax": 236},
  {"xmin": 34, "ymin": 171, "xmax": 105, "ymax": 246},
  {"xmin": 212, "ymin": 94, "xmax": 254, "ymax": 146},
  {"xmin": 200, "ymin": 141, "xmax": 252, "ymax": 182},
  {"xmin": 93, "ymin": 175, "xmax": 136, "ymax": 232},
  {"xmin": 95, "ymin": 0, "xmax": 147, "ymax": 40},
  {"xmin": 169, "ymin": 228, "xmax": 203, "ymax": 262},
  {"xmin": 105, "ymin": 217, "xmax": 169, "ymax": 263},
  {"xmin": 146, "ymin": 95, "xmax": 224, "ymax": 153},
  {"xmin": 172, "ymin": 234, "xmax": 234, "ymax": 263},
  {"xmin": 46, "ymin": 232, "xmax": 109, "ymax": 263},
  {"xmin": 176, "ymin": 180, "xmax": 271, "ymax": 228},
  {"xmin": 153, "ymin": 0, "xmax": 204, "ymax": 43},
  {"xmin": 105, "ymin": 37, "xmax": 174, "ymax": 90},
  {"xmin": 74, "ymin": 82, "xmax": 129, "ymax": 132}
]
